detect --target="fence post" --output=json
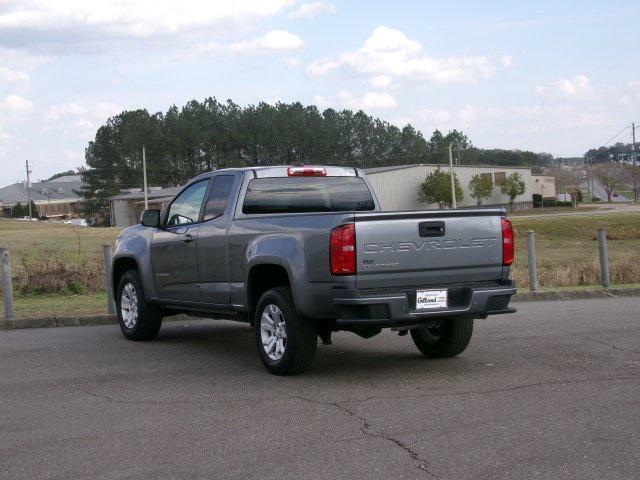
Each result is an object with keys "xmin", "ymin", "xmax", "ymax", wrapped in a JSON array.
[
  {"xmin": 598, "ymin": 228, "xmax": 610, "ymax": 288},
  {"xmin": 527, "ymin": 231, "xmax": 538, "ymax": 292},
  {"xmin": 0, "ymin": 246, "xmax": 15, "ymax": 319},
  {"xmin": 102, "ymin": 244, "xmax": 116, "ymax": 315}
]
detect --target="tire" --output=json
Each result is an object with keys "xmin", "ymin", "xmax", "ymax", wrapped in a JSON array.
[
  {"xmin": 254, "ymin": 287, "xmax": 317, "ymax": 375},
  {"xmin": 116, "ymin": 269, "xmax": 162, "ymax": 341},
  {"xmin": 410, "ymin": 317, "xmax": 473, "ymax": 358}
]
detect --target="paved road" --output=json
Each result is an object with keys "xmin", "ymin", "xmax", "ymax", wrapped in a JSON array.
[{"xmin": 1, "ymin": 298, "xmax": 639, "ymax": 479}]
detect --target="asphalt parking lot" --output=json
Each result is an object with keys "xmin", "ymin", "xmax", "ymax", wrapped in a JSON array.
[{"xmin": 1, "ymin": 297, "xmax": 639, "ymax": 480}]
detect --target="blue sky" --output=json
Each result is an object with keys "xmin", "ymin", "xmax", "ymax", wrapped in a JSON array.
[{"xmin": 0, "ymin": 0, "xmax": 639, "ymax": 184}]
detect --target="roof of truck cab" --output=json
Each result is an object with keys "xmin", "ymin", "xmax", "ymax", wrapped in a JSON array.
[{"xmin": 190, "ymin": 165, "xmax": 359, "ymax": 180}]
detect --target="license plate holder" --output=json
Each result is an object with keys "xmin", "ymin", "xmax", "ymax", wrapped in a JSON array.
[{"xmin": 416, "ymin": 289, "xmax": 448, "ymax": 310}]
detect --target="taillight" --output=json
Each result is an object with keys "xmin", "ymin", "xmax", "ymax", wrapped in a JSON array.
[
  {"xmin": 288, "ymin": 167, "xmax": 327, "ymax": 176},
  {"xmin": 330, "ymin": 223, "xmax": 356, "ymax": 275},
  {"xmin": 501, "ymin": 218, "xmax": 514, "ymax": 266}
]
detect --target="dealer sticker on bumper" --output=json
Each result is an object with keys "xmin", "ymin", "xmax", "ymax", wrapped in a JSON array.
[{"xmin": 416, "ymin": 289, "xmax": 448, "ymax": 310}]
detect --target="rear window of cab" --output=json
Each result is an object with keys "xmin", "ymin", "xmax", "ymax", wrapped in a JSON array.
[{"xmin": 242, "ymin": 177, "xmax": 376, "ymax": 214}]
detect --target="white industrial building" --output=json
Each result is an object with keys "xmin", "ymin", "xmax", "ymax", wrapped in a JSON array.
[{"xmin": 365, "ymin": 164, "xmax": 536, "ymax": 210}]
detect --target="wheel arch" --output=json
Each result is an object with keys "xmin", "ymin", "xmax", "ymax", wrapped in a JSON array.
[
  {"xmin": 112, "ymin": 256, "xmax": 139, "ymax": 297},
  {"xmin": 246, "ymin": 262, "xmax": 292, "ymax": 325}
]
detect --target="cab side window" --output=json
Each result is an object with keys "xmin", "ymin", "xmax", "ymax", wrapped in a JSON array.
[
  {"xmin": 166, "ymin": 180, "xmax": 208, "ymax": 226},
  {"xmin": 203, "ymin": 175, "xmax": 235, "ymax": 221}
]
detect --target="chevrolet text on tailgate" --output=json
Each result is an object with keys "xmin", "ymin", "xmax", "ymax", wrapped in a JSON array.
[{"xmin": 112, "ymin": 166, "xmax": 516, "ymax": 375}]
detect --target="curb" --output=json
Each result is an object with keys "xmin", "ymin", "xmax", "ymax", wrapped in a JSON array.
[
  {"xmin": 1, "ymin": 288, "xmax": 639, "ymax": 330},
  {"xmin": 0, "ymin": 314, "xmax": 117, "ymax": 330},
  {"xmin": 513, "ymin": 287, "xmax": 640, "ymax": 302}
]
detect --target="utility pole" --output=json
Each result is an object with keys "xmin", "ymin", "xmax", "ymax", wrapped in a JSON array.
[
  {"xmin": 25, "ymin": 160, "xmax": 32, "ymax": 218},
  {"xmin": 448, "ymin": 143, "xmax": 457, "ymax": 209},
  {"xmin": 142, "ymin": 146, "xmax": 149, "ymax": 210},
  {"xmin": 632, "ymin": 122, "xmax": 638, "ymax": 203},
  {"xmin": 586, "ymin": 156, "xmax": 591, "ymax": 202}
]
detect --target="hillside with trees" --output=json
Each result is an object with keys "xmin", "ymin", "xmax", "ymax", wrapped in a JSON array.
[{"xmin": 80, "ymin": 98, "xmax": 553, "ymax": 212}]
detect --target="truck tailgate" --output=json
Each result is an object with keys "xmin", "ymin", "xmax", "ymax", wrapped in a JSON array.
[{"xmin": 354, "ymin": 210, "xmax": 504, "ymax": 290}]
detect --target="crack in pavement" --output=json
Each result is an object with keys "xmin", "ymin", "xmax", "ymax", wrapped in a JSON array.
[
  {"xmin": 577, "ymin": 334, "xmax": 640, "ymax": 354},
  {"xmin": 73, "ymin": 374, "xmax": 640, "ymax": 407},
  {"xmin": 337, "ymin": 374, "xmax": 640, "ymax": 405},
  {"xmin": 71, "ymin": 373, "xmax": 640, "ymax": 478},
  {"xmin": 291, "ymin": 396, "xmax": 437, "ymax": 478}
]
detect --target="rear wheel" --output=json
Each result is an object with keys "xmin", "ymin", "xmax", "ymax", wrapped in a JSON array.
[
  {"xmin": 254, "ymin": 287, "xmax": 317, "ymax": 375},
  {"xmin": 116, "ymin": 270, "xmax": 162, "ymax": 341},
  {"xmin": 410, "ymin": 318, "xmax": 473, "ymax": 358}
]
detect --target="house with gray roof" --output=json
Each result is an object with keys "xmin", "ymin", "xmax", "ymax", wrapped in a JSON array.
[{"xmin": 0, "ymin": 175, "xmax": 84, "ymax": 218}]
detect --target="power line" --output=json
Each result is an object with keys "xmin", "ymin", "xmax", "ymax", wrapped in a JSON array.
[{"xmin": 600, "ymin": 125, "xmax": 630, "ymax": 147}]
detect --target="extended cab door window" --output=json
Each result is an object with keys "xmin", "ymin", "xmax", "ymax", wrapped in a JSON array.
[
  {"xmin": 203, "ymin": 175, "xmax": 236, "ymax": 221},
  {"xmin": 166, "ymin": 180, "xmax": 208, "ymax": 226}
]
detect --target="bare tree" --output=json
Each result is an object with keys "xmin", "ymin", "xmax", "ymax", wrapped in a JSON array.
[
  {"xmin": 592, "ymin": 163, "xmax": 632, "ymax": 202},
  {"xmin": 544, "ymin": 167, "xmax": 582, "ymax": 193}
]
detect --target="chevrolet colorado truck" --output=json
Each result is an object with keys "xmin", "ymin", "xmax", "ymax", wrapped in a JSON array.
[{"xmin": 112, "ymin": 166, "xmax": 516, "ymax": 375}]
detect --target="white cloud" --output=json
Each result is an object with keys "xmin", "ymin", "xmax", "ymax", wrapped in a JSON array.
[
  {"xmin": 307, "ymin": 26, "xmax": 500, "ymax": 84},
  {"xmin": 1, "ymin": 94, "xmax": 34, "ymax": 113},
  {"xmin": 289, "ymin": 2, "xmax": 336, "ymax": 19},
  {"xmin": 420, "ymin": 108, "xmax": 452, "ymax": 123},
  {"xmin": 45, "ymin": 100, "xmax": 122, "ymax": 138},
  {"xmin": 47, "ymin": 101, "xmax": 121, "ymax": 122},
  {"xmin": 501, "ymin": 54, "xmax": 514, "ymax": 67},
  {"xmin": 368, "ymin": 75, "xmax": 393, "ymax": 88},
  {"xmin": 0, "ymin": 66, "xmax": 29, "ymax": 85},
  {"xmin": 306, "ymin": 59, "xmax": 341, "ymax": 77},
  {"xmin": 284, "ymin": 57, "xmax": 300, "ymax": 67},
  {"xmin": 315, "ymin": 90, "xmax": 398, "ymax": 111},
  {"xmin": 360, "ymin": 92, "xmax": 397, "ymax": 109},
  {"xmin": 535, "ymin": 75, "xmax": 595, "ymax": 102},
  {"xmin": 198, "ymin": 30, "xmax": 304, "ymax": 55},
  {"xmin": 0, "ymin": 0, "xmax": 295, "ymax": 39},
  {"xmin": 46, "ymin": 102, "xmax": 88, "ymax": 120},
  {"xmin": 414, "ymin": 101, "xmax": 614, "ymax": 141}
]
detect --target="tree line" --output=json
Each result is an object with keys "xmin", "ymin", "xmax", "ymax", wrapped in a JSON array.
[
  {"xmin": 80, "ymin": 98, "xmax": 552, "ymax": 213},
  {"xmin": 585, "ymin": 142, "xmax": 637, "ymax": 164}
]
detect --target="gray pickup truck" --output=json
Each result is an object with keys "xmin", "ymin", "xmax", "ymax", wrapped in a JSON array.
[{"xmin": 112, "ymin": 165, "xmax": 516, "ymax": 374}]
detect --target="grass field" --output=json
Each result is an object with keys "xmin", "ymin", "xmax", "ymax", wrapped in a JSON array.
[
  {"xmin": 0, "ymin": 218, "xmax": 120, "ymax": 265},
  {"xmin": 13, "ymin": 292, "xmax": 107, "ymax": 318},
  {"xmin": 509, "ymin": 206, "xmax": 599, "ymax": 216},
  {"xmin": 510, "ymin": 212, "xmax": 640, "ymax": 288},
  {"xmin": 1, "ymin": 213, "xmax": 640, "ymax": 318}
]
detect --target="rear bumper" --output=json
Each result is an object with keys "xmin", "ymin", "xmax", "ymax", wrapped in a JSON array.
[{"xmin": 334, "ymin": 282, "xmax": 516, "ymax": 328}]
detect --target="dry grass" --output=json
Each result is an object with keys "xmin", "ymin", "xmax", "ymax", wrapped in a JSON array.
[
  {"xmin": 510, "ymin": 212, "xmax": 640, "ymax": 288},
  {"xmin": 509, "ymin": 206, "xmax": 599, "ymax": 216},
  {"xmin": 17, "ymin": 255, "xmax": 105, "ymax": 294},
  {"xmin": 0, "ymin": 218, "xmax": 120, "ymax": 295}
]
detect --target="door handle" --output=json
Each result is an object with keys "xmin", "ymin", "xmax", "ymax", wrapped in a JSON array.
[{"xmin": 183, "ymin": 233, "xmax": 195, "ymax": 243}]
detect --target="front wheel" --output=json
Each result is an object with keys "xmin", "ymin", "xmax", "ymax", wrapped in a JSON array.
[
  {"xmin": 254, "ymin": 287, "xmax": 317, "ymax": 375},
  {"xmin": 410, "ymin": 317, "xmax": 473, "ymax": 358},
  {"xmin": 116, "ymin": 270, "xmax": 162, "ymax": 341}
]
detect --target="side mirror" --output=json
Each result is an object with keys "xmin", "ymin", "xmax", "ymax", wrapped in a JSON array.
[{"xmin": 140, "ymin": 209, "xmax": 161, "ymax": 228}]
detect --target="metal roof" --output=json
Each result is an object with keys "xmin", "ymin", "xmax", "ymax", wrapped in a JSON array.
[
  {"xmin": 107, "ymin": 186, "xmax": 183, "ymax": 201},
  {"xmin": 0, "ymin": 179, "xmax": 83, "ymax": 205}
]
